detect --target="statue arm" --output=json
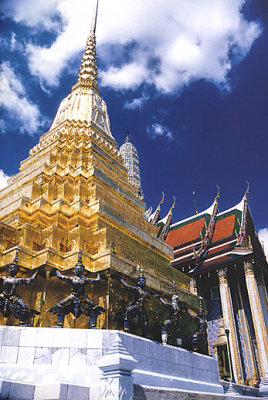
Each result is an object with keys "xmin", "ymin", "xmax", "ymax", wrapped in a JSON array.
[
  {"xmin": 159, "ymin": 297, "xmax": 172, "ymax": 307},
  {"xmin": 18, "ymin": 271, "xmax": 38, "ymax": 285},
  {"xmin": 55, "ymin": 269, "xmax": 70, "ymax": 281},
  {"xmin": 88, "ymin": 274, "xmax": 100, "ymax": 284},
  {"xmin": 119, "ymin": 278, "xmax": 136, "ymax": 290},
  {"xmin": 152, "ymin": 293, "xmax": 171, "ymax": 306}
]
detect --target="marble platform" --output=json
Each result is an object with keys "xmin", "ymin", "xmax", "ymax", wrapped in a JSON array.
[{"xmin": 0, "ymin": 326, "xmax": 263, "ymax": 399}]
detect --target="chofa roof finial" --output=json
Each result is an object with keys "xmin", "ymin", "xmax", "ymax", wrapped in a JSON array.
[
  {"xmin": 193, "ymin": 190, "xmax": 198, "ymax": 214},
  {"xmin": 215, "ymin": 185, "xmax": 220, "ymax": 202},
  {"xmin": 244, "ymin": 181, "xmax": 250, "ymax": 199}
]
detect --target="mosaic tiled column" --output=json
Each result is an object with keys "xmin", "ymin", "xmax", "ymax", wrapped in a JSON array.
[
  {"xmin": 255, "ymin": 265, "xmax": 268, "ymax": 328},
  {"xmin": 218, "ymin": 268, "xmax": 243, "ymax": 384},
  {"xmin": 244, "ymin": 261, "xmax": 268, "ymax": 377},
  {"xmin": 235, "ymin": 280, "xmax": 257, "ymax": 384}
]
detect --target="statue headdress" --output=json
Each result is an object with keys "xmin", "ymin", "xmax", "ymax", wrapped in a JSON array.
[
  {"xmin": 137, "ymin": 266, "xmax": 146, "ymax": 282},
  {"xmin": 75, "ymin": 249, "xmax": 85, "ymax": 270},
  {"xmin": 172, "ymin": 280, "xmax": 179, "ymax": 296}
]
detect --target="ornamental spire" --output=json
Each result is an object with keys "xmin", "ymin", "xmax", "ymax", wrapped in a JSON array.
[
  {"xmin": 237, "ymin": 182, "xmax": 250, "ymax": 246},
  {"xmin": 77, "ymin": 0, "xmax": 99, "ymax": 89},
  {"xmin": 149, "ymin": 192, "xmax": 165, "ymax": 225},
  {"xmin": 195, "ymin": 187, "xmax": 219, "ymax": 259},
  {"xmin": 158, "ymin": 196, "xmax": 175, "ymax": 241},
  {"xmin": 50, "ymin": 0, "xmax": 113, "ymax": 137}
]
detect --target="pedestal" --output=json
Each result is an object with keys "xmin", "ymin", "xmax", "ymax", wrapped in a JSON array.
[{"xmin": 98, "ymin": 334, "xmax": 137, "ymax": 400}]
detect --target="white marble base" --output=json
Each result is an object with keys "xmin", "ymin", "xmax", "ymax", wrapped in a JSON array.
[
  {"xmin": 2, "ymin": 326, "xmax": 261, "ymax": 400},
  {"xmin": 0, "ymin": 326, "xmax": 223, "ymax": 396}
]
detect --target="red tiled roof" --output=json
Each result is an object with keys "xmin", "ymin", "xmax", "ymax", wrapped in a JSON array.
[
  {"xmin": 211, "ymin": 214, "xmax": 236, "ymax": 242},
  {"xmin": 166, "ymin": 218, "xmax": 205, "ymax": 247}
]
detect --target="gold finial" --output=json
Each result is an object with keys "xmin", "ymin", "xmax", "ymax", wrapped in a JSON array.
[
  {"xmin": 169, "ymin": 196, "xmax": 176, "ymax": 213},
  {"xmin": 193, "ymin": 191, "xmax": 198, "ymax": 214},
  {"xmin": 125, "ymin": 130, "xmax": 130, "ymax": 142},
  {"xmin": 244, "ymin": 181, "xmax": 250, "ymax": 199},
  {"xmin": 156, "ymin": 192, "xmax": 165, "ymax": 211},
  {"xmin": 215, "ymin": 185, "xmax": 220, "ymax": 202}
]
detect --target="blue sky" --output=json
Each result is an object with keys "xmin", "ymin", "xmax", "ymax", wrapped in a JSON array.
[{"xmin": 0, "ymin": 0, "xmax": 267, "ymax": 254}]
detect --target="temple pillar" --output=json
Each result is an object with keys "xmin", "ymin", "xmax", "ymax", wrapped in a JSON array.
[
  {"xmin": 218, "ymin": 268, "xmax": 243, "ymax": 384},
  {"xmin": 190, "ymin": 277, "xmax": 198, "ymax": 295},
  {"xmin": 235, "ymin": 280, "xmax": 258, "ymax": 384},
  {"xmin": 244, "ymin": 261, "xmax": 268, "ymax": 377},
  {"xmin": 255, "ymin": 265, "xmax": 268, "ymax": 328}
]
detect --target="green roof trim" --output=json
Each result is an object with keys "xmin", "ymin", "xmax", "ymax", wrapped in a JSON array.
[{"xmin": 157, "ymin": 223, "xmax": 164, "ymax": 238}]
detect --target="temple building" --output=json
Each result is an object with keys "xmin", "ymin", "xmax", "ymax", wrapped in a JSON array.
[
  {"xmin": 163, "ymin": 190, "xmax": 268, "ymax": 386},
  {"xmin": 0, "ymin": 1, "xmax": 198, "ymax": 333}
]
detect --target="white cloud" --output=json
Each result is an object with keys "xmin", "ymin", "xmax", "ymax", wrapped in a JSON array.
[
  {"xmin": 2, "ymin": 0, "xmax": 61, "ymax": 31},
  {"xmin": 146, "ymin": 123, "xmax": 173, "ymax": 140},
  {"xmin": 0, "ymin": 169, "xmax": 10, "ymax": 190},
  {"xmin": 124, "ymin": 94, "xmax": 149, "ymax": 110},
  {"xmin": 100, "ymin": 62, "xmax": 149, "ymax": 91},
  {"xmin": 10, "ymin": 33, "xmax": 24, "ymax": 53},
  {"xmin": 26, "ymin": 0, "xmax": 96, "ymax": 87},
  {"xmin": 0, "ymin": 62, "xmax": 42, "ymax": 135},
  {"xmin": 258, "ymin": 228, "xmax": 268, "ymax": 261},
  {"xmin": 5, "ymin": 0, "xmax": 262, "ymax": 93}
]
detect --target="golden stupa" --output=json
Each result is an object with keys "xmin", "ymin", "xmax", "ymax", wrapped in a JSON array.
[{"xmin": 0, "ymin": 1, "xmax": 198, "ymax": 333}]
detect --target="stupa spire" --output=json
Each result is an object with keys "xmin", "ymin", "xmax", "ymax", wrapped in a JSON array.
[
  {"xmin": 77, "ymin": 0, "xmax": 99, "ymax": 89},
  {"xmin": 49, "ymin": 0, "xmax": 113, "ymax": 137},
  {"xmin": 90, "ymin": 0, "xmax": 99, "ymax": 35}
]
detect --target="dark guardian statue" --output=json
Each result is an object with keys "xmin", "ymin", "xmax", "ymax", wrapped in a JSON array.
[
  {"xmin": 153, "ymin": 282, "xmax": 190, "ymax": 346},
  {"xmin": 112, "ymin": 270, "xmax": 151, "ymax": 337},
  {"xmin": 191, "ymin": 296, "xmax": 208, "ymax": 355},
  {"xmin": 0, "ymin": 251, "xmax": 40, "ymax": 325},
  {"xmin": 47, "ymin": 250, "xmax": 105, "ymax": 328}
]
